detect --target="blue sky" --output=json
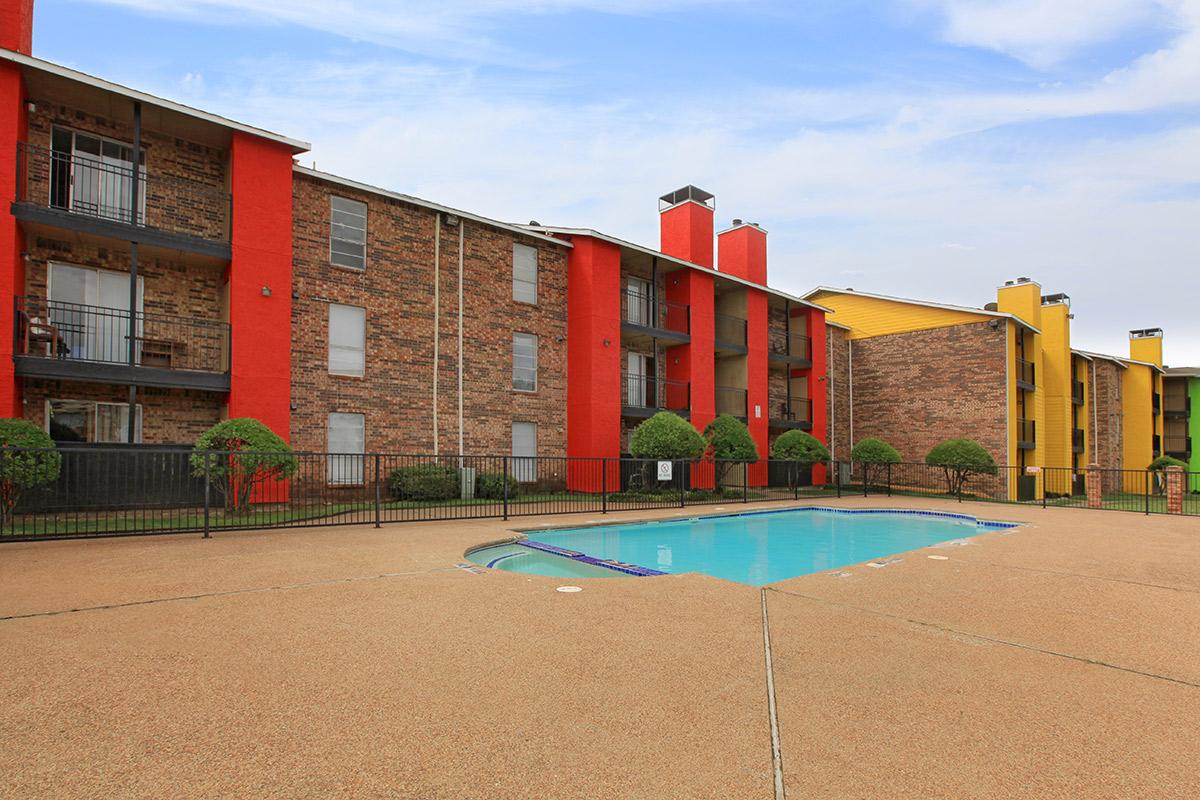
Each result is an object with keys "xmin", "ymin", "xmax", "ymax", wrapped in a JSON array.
[{"xmin": 31, "ymin": 0, "xmax": 1200, "ymax": 363}]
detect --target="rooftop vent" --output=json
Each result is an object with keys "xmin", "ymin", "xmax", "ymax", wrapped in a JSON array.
[
  {"xmin": 1130, "ymin": 328, "xmax": 1163, "ymax": 339},
  {"xmin": 659, "ymin": 185, "xmax": 716, "ymax": 211},
  {"xmin": 984, "ymin": 302, "xmax": 998, "ymax": 311},
  {"xmin": 1041, "ymin": 292, "xmax": 1070, "ymax": 306}
]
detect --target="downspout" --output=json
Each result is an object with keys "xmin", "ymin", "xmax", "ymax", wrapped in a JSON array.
[
  {"xmin": 826, "ymin": 326, "xmax": 834, "ymax": 460},
  {"xmin": 432, "ymin": 214, "xmax": 440, "ymax": 455},
  {"xmin": 847, "ymin": 339, "xmax": 854, "ymax": 447},
  {"xmin": 1092, "ymin": 360, "xmax": 1099, "ymax": 463},
  {"xmin": 457, "ymin": 223, "xmax": 464, "ymax": 456}
]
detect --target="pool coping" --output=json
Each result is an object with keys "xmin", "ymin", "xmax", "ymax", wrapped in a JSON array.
[{"xmin": 472, "ymin": 506, "xmax": 1021, "ymax": 580}]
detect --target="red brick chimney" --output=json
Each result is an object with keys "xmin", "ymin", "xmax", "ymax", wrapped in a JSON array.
[
  {"xmin": 1, "ymin": 0, "xmax": 34, "ymax": 55},
  {"xmin": 659, "ymin": 185, "xmax": 715, "ymax": 268},
  {"xmin": 716, "ymin": 220, "xmax": 767, "ymax": 285}
]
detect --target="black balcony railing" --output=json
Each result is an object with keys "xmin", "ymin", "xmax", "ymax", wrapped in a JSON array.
[
  {"xmin": 16, "ymin": 142, "xmax": 231, "ymax": 242},
  {"xmin": 620, "ymin": 288, "xmax": 690, "ymax": 336},
  {"xmin": 15, "ymin": 297, "xmax": 230, "ymax": 374},
  {"xmin": 1071, "ymin": 379, "xmax": 1085, "ymax": 405},
  {"xmin": 1072, "ymin": 428, "xmax": 1085, "ymax": 453},
  {"xmin": 769, "ymin": 332, "xmax": 811, "ymax": 361},
  {"xmin": 714, "ymin": 314, "xmax": 748, "ymax": 349},
  {"xmin": 1016, "ymin": 358, "xmax": 1035, "ymax": 388},
  {"xmin": 1017, "ymin": 417, "xmax": 1035, "ymax": 448},
  {"xmin": 1164, "ymin": 395, "xmax": 1191, "ymax": 416},
  {"xmin": 1153, "ymin": 434, "xmax": 1162, "ymax": 454},
  {"xmin": 715, "ymin": 385, "xmax": 748, "ymax": 417},
  {"xmin": 1165, "ymin": 435, "xmax": 1192, "ymax": 457},
  {"xmin": 1152, "ymin": 393, "xmax": 1162, "ymax": 415},
  {"xmin": 620, "ymin": 372, "xmax": 689, "ymax": 412},
  {"xmin": 769, "ymin": 396, "xmax": 812, "ymax": 424}
]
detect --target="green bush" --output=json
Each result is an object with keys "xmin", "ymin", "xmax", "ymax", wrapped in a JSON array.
[
  {"xmin": 851, "ymin": 437, "xmax": 901, "ymax": 488},
  {"xmin": 926, "ymin": 438, "xmax": 998, "ymax": 495},
  {"xmin": 0, "ymin": 418, "xmax": 62, "ymax": 524},
  {"xmin": 1148, "ymin": 455, "xmax": 1187, "ymax": 471},
  {"xmin": 474, "ymin": 471, "xmax": 520, "ymax": 500},
  {"xmin": 704, "ymin": 414, "xmax": 759, "ymax": 485},
  {"xmin": 771, "ymin": 430, "xmax": 829, "ymax": 464},
  {"xmin": 189, "ymin": 418, "xmax": 297, "ymax": 513},
  {"xmin": 388, "ymin": 464, "xmax": 461, "ymax": 501},
  {"xmin": 629, "ymin": 412, "xmax": 706, "ymax": 460}
]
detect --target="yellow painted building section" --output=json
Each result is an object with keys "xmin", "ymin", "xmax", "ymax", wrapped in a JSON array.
[
  {"xmin": 1040, "ymin": 303, "xmax": 1074, "ymax": 491},
  {"xmin": 805, "ymin": 291, "xmax": 991, "ymax": 340},
  {"xmin": 1123, "ymin": 334, "xmax": 1165, "ymax": 490},
  {"xmin": 996, "ymin": 281, "xmax": 1045, "ymax": 499}
]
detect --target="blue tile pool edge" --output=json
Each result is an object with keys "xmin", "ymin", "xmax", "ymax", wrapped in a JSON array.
[{"xmin": 486, "ymin": 507, "xmax": 1020, "ymax": 579}]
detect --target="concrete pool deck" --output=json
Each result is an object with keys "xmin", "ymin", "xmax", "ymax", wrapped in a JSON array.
[{"xmin": 1, "ymin": 497, "xmax": 1197, "ymax": 798}]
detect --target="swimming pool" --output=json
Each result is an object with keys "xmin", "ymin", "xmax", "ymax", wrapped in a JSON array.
[{"xmin": 467, "ymin": 508, "xmax": 1017, "ymax": 586}]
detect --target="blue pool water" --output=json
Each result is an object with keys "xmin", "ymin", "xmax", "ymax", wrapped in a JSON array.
[{"xmin": 468, "ymin": 508, "xmax": 1016, "ymax": 586}]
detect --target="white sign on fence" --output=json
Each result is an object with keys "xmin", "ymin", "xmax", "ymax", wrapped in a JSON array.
[{"xmin": 657, "ymin": 461, "xmax": 674, "ymax": 481}]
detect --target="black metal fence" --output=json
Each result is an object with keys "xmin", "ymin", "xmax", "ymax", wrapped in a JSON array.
[{"xmin": 2, "ymin": 449, "xmax": 1196, "ymax": 542}]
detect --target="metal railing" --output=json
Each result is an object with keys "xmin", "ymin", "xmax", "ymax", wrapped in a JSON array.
[
  {"xmin": 621, "ymin": 372, "xmax": 689, "ymax": 412},
  {"xmin": 769, "ymin": 332, "xmax": 811, "ymax": 361},
  {"xmin": 714, "ymin": 313, "xmax": 748, "ymax": 348},
  {"xmin": 768, "ymin": 396, "xmax": 812, "ymax": 424},
  {"xmin": 1164, "ymin": 395, "xmax": 1191, "ymax": 415},
  {"xmin": 1016, "ymin": 358, "xmax": 1035, "ymax": 387},
  {"xmin": 1071, "ymin": 379, "xmax": 1085, "ymax": 405},
  {"xmin": 15, "ymin": 297, "xmax": 231, "ymax": 373},
  {"xmin": 2, "ymin": 449, "xmax": 1197, "ymax": 542},
  {"xmin": 16, "ymin": 142, "xmax": 231, "ymax": 242},
  {"xmin": 1072, "ymin": 428, "xmax": 1085, "ymax": 453},
  {"xmin": 715, "ymin": 385, "xmax": 748, "ymax": 417},
  {"xmin": 1153, "ymin": 393, "xmax": 1162, "ymax": 415},
  {"xmin": 1017, "ymin": 417, "xmax": 1036, "ymax": 447},
  {"xmin": 620, "ymin": 288, "xmax": 689, "ymax": 335},
  {"xmin": 1164, "ymin": 435, "xmax": 1191, "ymax": 458}
]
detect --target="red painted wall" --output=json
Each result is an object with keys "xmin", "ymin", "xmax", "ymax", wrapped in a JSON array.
[
  {"xmin": 746, "ymin": 288, "xmax": 769, "ymax": 484},
  {"xmin": 0, "ymin": 0, "xmax": 34, "ymax": 54},
  {"xmin": 227, "ymin": 133, "xmax": 293, "ymax": 440},
  {"xmin": 0, "ymin": 62, "xmax": 25, "ymax": 417},
  {"xmin": 660, "ymin": 201, "xmax": 713, "ymax": 268},
  {"xmin": 716, "ymin": 224, "xmax": 767, "ymax": 285},
  {"xmin": 565, "ymin": 235, "xmax": 622, "ymax": 490}
]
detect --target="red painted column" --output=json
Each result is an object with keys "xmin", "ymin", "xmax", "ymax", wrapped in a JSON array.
[
  {"xmin": 0, "ymin": 62, "xmax": 26, "ymax": 418},
  {"xmin": 566, "ymin": 236, "xmax": 622, "ymax": 491},
  {"xmin": 660, "ymin": 201, "xmax": 713, "ymax": 269},
  {"xmin": 665, "ymin": 269, "xmax": 714, "ymax": 487},
  {"xmin": 804, "ymin": 309, "xmax": 829, "ymax": 485},
  {"xmin": 227, "ymin": 133, "xmax": 293, "ymax": 439},
  {"xmin": 746, "ymin": 288, "xmax": 769, "ymax": 485},
  {"xmin": 0, "ymin": 0, "xmax": 34, "ymax": 55}
]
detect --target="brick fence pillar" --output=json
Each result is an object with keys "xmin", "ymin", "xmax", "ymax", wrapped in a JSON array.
[
  {"xmin": 1086, "ymin": 463, "xmax": 1103, "ymax": 509},
  {"xmin": 1166, "ymin": 466, "xmax": 1184, "ymax": 514}
]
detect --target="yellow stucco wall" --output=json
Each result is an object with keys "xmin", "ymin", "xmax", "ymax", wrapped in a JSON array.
[
  {"xmin": 996, "ymin": 282, "xmax": 1045, "ymax": 498},
  {"xmin": 806, "ymin": 292, "xmax": 991, "ymax": 339},
  {"xmin": 1040, "ymin": 304, "xmax": 1074, "ymax": 484}
]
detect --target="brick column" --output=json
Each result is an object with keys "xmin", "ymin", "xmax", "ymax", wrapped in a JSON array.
[
  {"xmin": 1166, "ymin": 466, "xmax": 1184, "ymax": 514},
  {"xmin": 1086, "ymin": 463, "xmax": 1103, "ymax": 509}
]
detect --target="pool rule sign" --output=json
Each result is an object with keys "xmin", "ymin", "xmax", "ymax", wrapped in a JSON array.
[{"xmin": 657, "ymin": 461, "xmax": 674, "ymax": 481}]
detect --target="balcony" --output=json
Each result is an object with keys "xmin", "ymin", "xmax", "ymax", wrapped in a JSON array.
[
  {"xmin": 768, "ymin": 332, "xmax": 812, "ymax": 368},
  {"xmin": 1153, "ymin": 434, "xmax": 1161, "ymax": 454},
  {"xmin": 14, "ymin": 297, "xmax": 231, "ymax": 391},
  {"xmin": 714, "ymin": 314, "xmax": 748, "ymax": 354},
  {"xmin": 1152, "ymin": 393, "xmax": 1162, "ymax": 416},
  {"xmin": 13, "ymin": 143, "xmax": 232, "ymax": 259},
  {"xmin": 620, "ymin": 372, "xmax": 689, "ymax": 418},
  {"xmin": 715, "ymin": 385, "xmax": 748, "ymax": 418},
  {"xmin": 1164, "ymin": 396, "xmax": 1191, "ymax": 417},
  {"xmin": 1017, "ymin": 417, "xmax": 1035, "ymax": 450},
  {"xmin": 620, "ymin": 288, "xmax": 689, "ymax": 344},
  {"xmin": 1072, "ymin": 427, "xmax": 1085, "ymax": 453},
  {"xmin": 768, "ymin": 395, "xmax": 813, "ymax": 430},
  {"xmin": 1016, "ymin": 358, "xmax": 1036, "ymax": 391},
  {"xmin": 1071, "ymin": 379, "xmax": 1085, "ymax": 405},
  {"xmin": 1165, "ymin": 435, "xmax": 1192, "ymax": 459}
]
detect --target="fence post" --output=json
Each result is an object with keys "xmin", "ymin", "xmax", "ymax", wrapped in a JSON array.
[
  {"xmin": 793, "ymin": 464, "xmax": 799, "ymax": 501},
  {"xmin": 601, "ymin": 458, "xmax": 608, "ymax": 515},
  {"xmin": 202, "ymin": 451, "xmax": 211, "ymax": 539},
  {"xmin": 887, "ymin": 463, "xmax": 892, "ymax": 497},
  {"xmin": 743, "ymin": 461, "xmax": 748, "ymax": 504},
  {"xmin": 373, "ymin": 454, "xmax": 382, "ymax": 528},
  {"xmin": 1042, "ymin": 469, "xmax": 1047, "ymax": 509},
  {"xmin": 957, "ymin": 467, "xmax": 963, "ymax": 503},
  {"xmin": 1166, "ymin": 466, "xmax": 1184, "ymax": 514},
  {"xmin": 863, "ymin": 463, "xmax": 869, "ymax": 498},
  {"xmin": 1144, "ymin": 470, "xmax": 1150, "ymax": 516},
  {"xmin": 836, "ymin": 462, "xmax": 842, "ymax": 498},
  {"xmin": 503, "ymin": 456, "xmax": 510, "ymax": 521}
]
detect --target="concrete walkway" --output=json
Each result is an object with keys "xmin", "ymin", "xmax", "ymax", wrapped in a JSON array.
[{"xmin": 1, "ymin": 497, "xmax": 1197, "ymax": 798}]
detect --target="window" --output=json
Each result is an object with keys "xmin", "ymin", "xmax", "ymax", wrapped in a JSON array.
[
  {"xmin": 512, "ymin": 421, "xmax": 537, "ymax": 482},
  {"xmin": 47, "ymin": 400, "xmax": 142, "ymax": 443},
  {"xmin": 330, "ymin": 196, "xmax": 367, "ymax": 270},
  {"xmin": 47, "ymin": 263, "xmax": 143, "ymax": 364},
  {"xmin": 625, "ymin": 277, "xmax": 651, "ymax": 326},
  {"xmin": 513, "ymin": 333, "xmax": 537, "ymax": 391},
  {"xmin": 513, "ymin": 243, "xmax": 537, "ymax": 304},
  {"xmin": 50, "ymin": 127, "xmax": 146, "ymax": 225},
  {"xmin": 328, "ymin": 304, "xmax": 366, "ymax": 376},
  {"xmin": 327, "ymin": 413, "xmax": 365, "ymax": 485}
]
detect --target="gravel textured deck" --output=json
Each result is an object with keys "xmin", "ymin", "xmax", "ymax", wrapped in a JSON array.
[{"xmin": 1, "ymin": 496, "xmax": 1197, "ymax": 798}]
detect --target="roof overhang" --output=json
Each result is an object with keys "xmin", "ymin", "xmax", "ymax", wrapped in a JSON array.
[{"xmin": 804, "ymin": 285, "xmax": 1041, "ymax": 335}]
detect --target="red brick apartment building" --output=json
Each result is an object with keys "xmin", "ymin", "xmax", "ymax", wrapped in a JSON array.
[{"xmin": 0, "ymin": 4, "xmax": 832, "ymax": 475}]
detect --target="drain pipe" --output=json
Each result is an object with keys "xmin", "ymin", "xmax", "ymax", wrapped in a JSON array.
[
  {"xmin": 847, "ymin": 339, "xmax": 854, "ymax": 446},
  {"xmin": 457, "ymin": 222, "xmax": 465, "ymax": 456},
  {"xmin": 432, "ymin": 214, "xmax": 440, "ymax": 455},
  {"xmin": 1092, "ymin": 360, "xmax": 1099, "ymax": 463},
  {"xmin": 827, "ymin": 328, "xmax": 835, "ymax": 460}
]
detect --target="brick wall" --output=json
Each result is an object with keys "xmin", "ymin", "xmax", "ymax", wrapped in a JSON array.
[
  {"xmin": 1092, "ymin": 358, "xmax": 1124, "ymax": 486},
  {"xmin": 826, "ymin": 326, "xmax": 851, "ymax": 461},
  {"xmin": 23, "ymin": 101, "xmax": 229, "ymax": 240},
  {"xmin": 22, "ymin": 378, "xmax": 223, "ymax": 444},
  {"xmin": 848, "ymin": 320, "xmax": 1008, "ymax": 464},
  {"xmin": 291, "ymin": 173, "xmax": 568, "ymax": 456}
]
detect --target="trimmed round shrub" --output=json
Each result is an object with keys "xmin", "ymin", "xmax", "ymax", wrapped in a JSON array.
[
  {"xmin": 1148, "ymin": 455, "xmax": 1187, "ymax": 471},
  {"xmin": 771, "ymin": 430, "xmax": 829, "ymax": 464},
  {"xmin": 703, "ymin": 414, "xmax": 759, "ymax": 462},
  {"xmin": 475, "ymin": 471, "xmax": 520, "ymax": 500},
  {"xmin": 388, "ymin": 464, "xmax": 460, "ymax": 501},
  {"xmin": 926, "ymin": 438, "xmax": 998, "ymax": 495},
  {"xmin": 850, "ymin": 437, "xmax": 901, "ymax": 464},
  {"xmin": 189, "ymin": 418, "xmax": 297, "ymax": 513},
  {"xmin": 629, "ymin": 411, "xmax": 706, "ymax": 460},
  {"xmin": 0, "ymin": 418, "xmax": 62, "ymax": 523}
]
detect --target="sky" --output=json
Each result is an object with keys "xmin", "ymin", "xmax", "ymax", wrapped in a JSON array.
[{"xmin": 30, "ymin": 0, "xmax": 1200, "ymax": 364}]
